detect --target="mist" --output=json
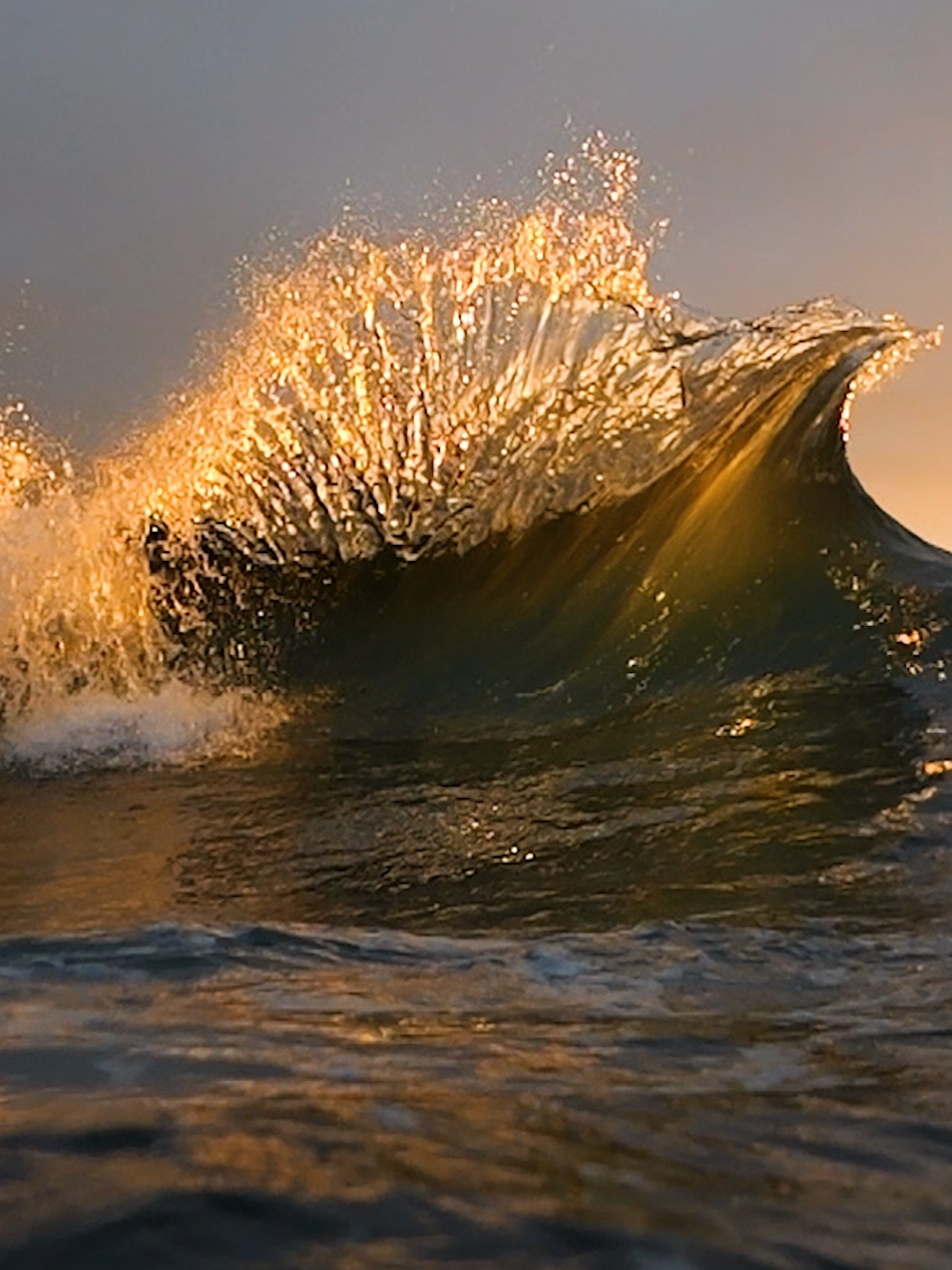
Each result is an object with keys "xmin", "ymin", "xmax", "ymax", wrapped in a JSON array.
[{"xmin": 1, "ymin": 0, "xmax": 949, "ymax": 543}]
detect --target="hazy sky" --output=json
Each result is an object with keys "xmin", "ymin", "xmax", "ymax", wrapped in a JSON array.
[{"xmin": 1, "ymin": 1, "xmax": 950, "ymax": 542}]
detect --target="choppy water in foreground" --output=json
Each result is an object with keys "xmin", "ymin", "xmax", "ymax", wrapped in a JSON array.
[
  {"xmin": 2, "ymin": 145, "xmax": 952, "ymax": 1266},
  {"xmin": 4, "ymin": 673, "xmax": 952, "ymax": 1268}
]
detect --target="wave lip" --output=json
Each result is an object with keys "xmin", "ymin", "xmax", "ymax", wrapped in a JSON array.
[{"xmin": 139, "ymin": 293, "xmax": 937, "ymax": 574}]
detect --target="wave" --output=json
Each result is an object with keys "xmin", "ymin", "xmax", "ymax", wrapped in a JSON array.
[{"xmin": 0, "ymin": 138, "xmax": 947, "ymax": 760}]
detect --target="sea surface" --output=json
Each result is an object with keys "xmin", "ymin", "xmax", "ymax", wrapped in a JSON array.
[{"xmin": 1, "ymin": 143, "xmax": 951, "ymax": 1267}]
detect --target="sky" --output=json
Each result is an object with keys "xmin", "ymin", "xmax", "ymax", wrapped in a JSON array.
[{"xmin": 0, "ymin": 0, "xmax": 950, "ymax": 544}]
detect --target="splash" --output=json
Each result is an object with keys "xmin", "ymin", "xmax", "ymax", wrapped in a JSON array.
[
  {"xmin": 125, "ymin": 133, "xmax": 664, "ymax": 565},
  {"xmin": 0, "ymin": 682, "xmax": 283, "ymax": 773},
  {"xmin": 0, "ymin": 403, "xmax": 73, "ymax": 512},
  {"xmin": 0, "ymin": 135, "xmax": 670, "ymax": 729}
]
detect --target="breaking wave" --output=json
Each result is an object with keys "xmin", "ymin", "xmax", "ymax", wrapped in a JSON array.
[{"xmin": 0, "ymin": 137, "xmax": 947, "ymax": 764}]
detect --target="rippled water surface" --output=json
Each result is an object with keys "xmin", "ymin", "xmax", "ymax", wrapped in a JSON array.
[{"xmin": 3, "ymin": 672, "xmax": 952, "ymax": 1269}]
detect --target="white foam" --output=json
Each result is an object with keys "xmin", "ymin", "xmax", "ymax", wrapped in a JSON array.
[{"xmin": 1, "ymin": 681, "xmax": 282, "ymax": 773}]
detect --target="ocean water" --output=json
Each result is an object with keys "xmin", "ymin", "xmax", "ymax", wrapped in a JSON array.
[{"xmin": 1, "ymin": 142, "xmax": 952, "ymax": 1268}]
